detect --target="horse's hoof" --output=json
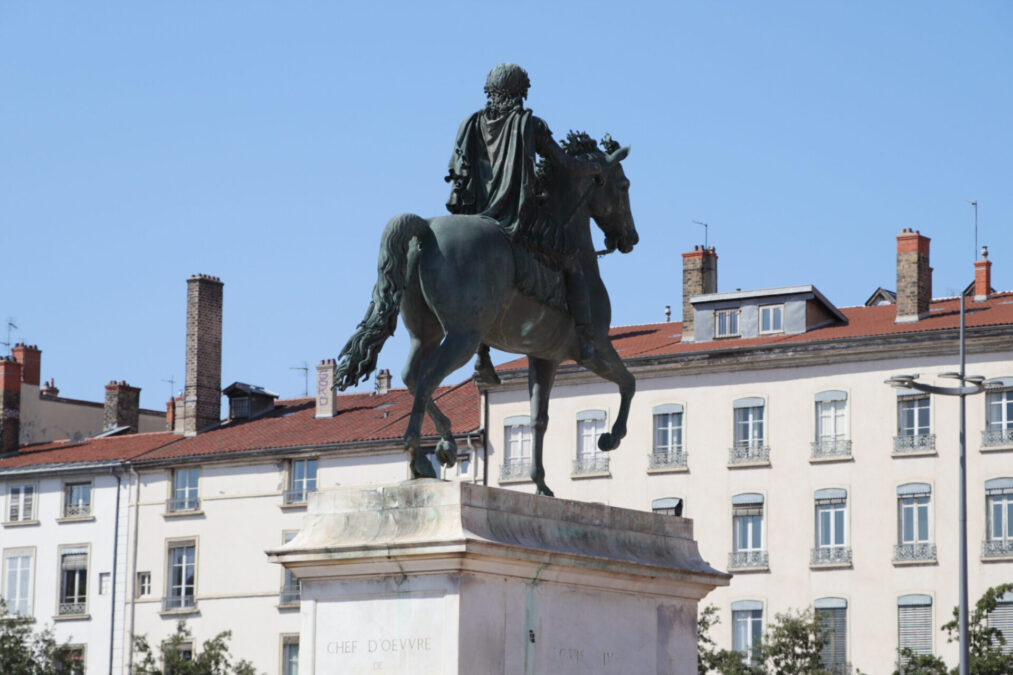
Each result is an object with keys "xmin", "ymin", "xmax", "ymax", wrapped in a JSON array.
[
  {"xmin": 403, "ymin": 433, "xmax": 420, "ymax": 454},
  {"xmin": 411, "ymin": 455, "xmax": 438, "ymax": 479},
  {"xmin": 435, "ymin": 439, "xmax": 457, "ymax": 468},
  {"xmin": 536, "ymin": 485, "xmax": 555, "ymax": 497},
  {"xmin": 598, "ymin": 433, "xmax": 619, "ymax": 452}
]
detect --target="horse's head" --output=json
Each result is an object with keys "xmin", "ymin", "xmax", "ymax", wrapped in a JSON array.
[{"xmin": 588, "ymin": 137, "xmax": 638, "ymax": 254}]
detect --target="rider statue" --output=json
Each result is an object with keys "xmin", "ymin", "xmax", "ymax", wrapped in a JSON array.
[{"xmin": 445, "ymin": 63, "xmax": 603, "ymax": 383}]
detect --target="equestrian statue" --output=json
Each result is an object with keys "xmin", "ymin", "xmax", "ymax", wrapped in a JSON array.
[{"xmin": 334, "ymin": 63, "xmax": 639, "ymax": 496}]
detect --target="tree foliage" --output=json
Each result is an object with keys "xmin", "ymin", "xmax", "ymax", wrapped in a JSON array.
[
  {"xmin": 698, "ymin": 605, "xmax": 832, "ymax": 675},
  {"xmin": 133, "ymin": 621, "xmax": 259, "ymax": 675},
  {"xmin": 0, "ymin": 600, "xmax": 77, "ymax": 675}
]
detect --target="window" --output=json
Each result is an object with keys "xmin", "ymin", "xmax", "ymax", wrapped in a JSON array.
[
  {"xmin": 7, "ymin": 484, "xmax": 36, "ymax": 522},
  {"xmin": 731, "ymin": 600, "xmax": 763, "ymax": 664},
  {"xmin": 3, "ymin": 548, "xmax": 33, "ymax": 616},
  {"xmin": 57, "ymin": 645, "xmax": 85, "ymax": 675},
  {"xmin": 99, "ymin": 572, "xmax": 111, "ymax": 595},
  {"xmin": 731, "ymin": 398, "xmax": 768, "ymax": 464},
  {"xmin": 574, "ymin": 410, "xmax": 608, "ymax": 475},
  {"xmin": 898, "ymin": 595, "xmax": 933, "ymax": 665},
  {"xmin": 285, "ymin": 459, "xmax": 318, "ymax": 505},
  {"xmin": 895, "ymin": 483, "xmax": 935, "ymax": 562},
  {"xmin": 812, "ymin": 489, "xmax": 850, "ymax": 566},
  {"xmin": 984, "ymin": 379, "xmax": 1013, "ymax": 447},
  {"xmin": 169, "ymin": 468, "xmax": 200, "ymax": 512},
  {"xmin": 895, "ymin": 394, "xmax": 934, "ymax": 452},
  {"xmin": 730, "ymin": 494, "xmax": 766, "ymax": 569},
  {"xmin": 650, "ymin": 404, "xmax": 685, "ymax": 469},
  {"xmin": 282, "ymin": 636, "xmax": 299, "ymax": 675},
  {"xmin": 165, "ymin": 541, "xmax": 196, "ymax": 611},
  {"xmin": 715, "ymin": 309, "xmax": 740, "ymax": 338},
  {"xmin": 164, "ymin": 641, "xmax": 194, "ymax": 674},
  {"xmin": 58, "ymin": 546, "xmax": 88, "ymax": 616},
  {"xmin": 136, "ymin": 571, "xmax": 151, "ymax": 597},
  {"xmin": 501, "ymin": 416, "xmax": 532, "ymax": 480},
  {"xmin": 652, "ymin": 497, "xmax": 683, "ymax": 517},
  {"xmin": 812, "ymin": 391, "xmax": 850, "ymax": 459},
  {"xmin": 280, "ymin": 532, "xmax": 300, "ymax": 606},
  {"xmin": 63, "ymin": 482, "xmax": 91, "ymax": 518},
  {"xmin": 815, "ymin": 597, "xmax": 848, "ymax": 674},
  {"xmin": 986, "ymin": 590, "xmax": 1013, "ymax": 655},
  {"xmin": 984, "ymin": 478, "xmax": 1013, "ymax": 558},
  {"xmin": 759, "ymin": 304, "xmax": 783, "ymax": 334},
  {"xmin": 231, "ymin": 396, "xmax": 250, "ymax": 419}
]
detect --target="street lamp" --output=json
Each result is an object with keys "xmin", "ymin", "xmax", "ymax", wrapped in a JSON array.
[{"xmin": 886, "ymin": 295, "xmax": 1001, "ymax": 675}]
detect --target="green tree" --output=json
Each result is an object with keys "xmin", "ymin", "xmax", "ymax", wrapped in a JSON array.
[
  {"xmin": 0, "ymin": 600, "xmax": 77, "ymax": 675},
  {"xmin": 133, "ymin": 621, "xmax": 259, "ymax": 675}
]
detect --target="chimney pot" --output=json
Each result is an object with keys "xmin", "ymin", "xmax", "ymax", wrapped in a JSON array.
[
  {"xmin": 375, "ymin": 369, "xmax": 391, "ymax": 396},
  {"xmin": 681, "ymin": 245, "xmax": 718, "ymax": 342}
]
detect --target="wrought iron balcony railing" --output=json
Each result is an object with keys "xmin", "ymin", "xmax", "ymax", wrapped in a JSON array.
[
  {"xmin": 729, "ymin": 443, "xmax": 770, "ymax": 465},
  {"xmin": 162, "ymin": 594, "xmax": 196, "ymax": 611},
  {"xmin": 572, "ymin": 454, "xmax": 610, "ymax": 475},
  {"xmin": 728, "ymin": 550, "xmax": 769, "ymax": 570},
  {"xmin": 893, "ymin": 542, "xmax": 937, "ymax": 562},
  {"xmin": 279, "ymin": 585, "xmax": 301, "ymax": 605},
  {"xmin": 57, "ymin": 602, "xmax": 86, "ymax": 616},
  {"xmin": 982, "ymin": 428, "xmax": 1013, "ymax": 448},
  {"xmin": 810, "ymin": 546, "xmax": 852, "ymax": 566},
  {"xmin": 893, "ymin": 433, "xmax": 935, "ymax": 453},
  {"xmin": 166, "ymin": 497, "xmax": 200, "ymax": 513},
  {"xmin": 63, "ymin": 503, "xmax": 91, "ymax": 517},
  {"xmin": 499, "ymin": 458, "xmax": 532, "ymax": 481},
  {"xmin": 811, "ymin": 438, "xmax": 852, "ymax": 460},
  {"xmin": 648, "ymin": 450, "xmax": 687, "ymax": 470},
  {"xmin": 283, "ymin": 487, "xmax": 315, "ymax": 505},
  {"xmin": 982, "ymin": 539, "xmax": 1013, "ymax": 559}
]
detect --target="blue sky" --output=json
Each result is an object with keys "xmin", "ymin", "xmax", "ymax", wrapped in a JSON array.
[{"xmin": 2, "ymin": 2, "xmax": 1011, "ymax": 410}]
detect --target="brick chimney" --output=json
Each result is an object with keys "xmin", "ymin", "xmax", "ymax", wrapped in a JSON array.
[
  {"xmin": 40, "ymin": 378, "xmax": 59, "ymax": 397},
  {"xmin": 896, "ymin": 229, "xmax": 932, "ymax": 323},
  {"xmin": 375, "ymin": 369, "xmax": 391, "ymax": 396},
  {"xmin": 681, "ymin": 246, "xmax": 718, "ymax": 342},
  {"xmin": 0, "ymin": 357, "xmax": 22, "ymax": 454},
  {"xmin": 974, "ymin": 246, "xmax": 992, "ymax": 302},
  {"xmin": 104, "ymin": 380, "xmax": 140, "ymax": 432},
  {"xmin": 11, "ymin": 344, "xmax": 41, "ymax": 386},
  {"xmin": 166, "ymin": 396, "xmax": 176, "ymax": 431},
  {"xmin": 315, "ymin": 359, "xmax": 337, "ymax": 418},
  {"xmin": 183, "ymin": 274, "xmax": 224, "ymax": 436}
]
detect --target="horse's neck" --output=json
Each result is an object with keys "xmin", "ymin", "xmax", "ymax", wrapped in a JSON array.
[{"xmin": 546, "ymin": 176, "xmax": 594, "ymax": 252}]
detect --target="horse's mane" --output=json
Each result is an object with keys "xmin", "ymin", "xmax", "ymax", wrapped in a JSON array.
[{"xmin": 535, "ymin": 131, "xmax": 618, "ymax": 196}]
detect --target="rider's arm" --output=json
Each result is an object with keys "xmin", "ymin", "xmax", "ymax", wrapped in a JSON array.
[{"xmin": 533, "ymin": 117, "xmax": 602, "ymax": 177}]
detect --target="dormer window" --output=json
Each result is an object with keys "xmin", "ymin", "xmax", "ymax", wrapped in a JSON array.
[
  {"xmin": 759, "ymin": 304, "xmax": 784, "ymax": 334},
  {"xmin": 222, "ymin": 382, "xmax": 278, "ymax": 421},
  {"xmin": 231, "ymin": 397, "xmax": 250, "ymax": 419},
  {"xmin": 715, "ymin": 309, "xmax": 740, "ymax": 338}
]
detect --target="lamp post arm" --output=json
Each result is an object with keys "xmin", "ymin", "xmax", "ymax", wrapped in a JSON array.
[{"xmin": 896, "ymin": 381, "xmax": 984, "ymax": 397}]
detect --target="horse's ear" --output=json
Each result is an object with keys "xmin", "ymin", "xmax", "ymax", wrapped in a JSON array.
[{"xmin": 607, "ymin": 145, "xmax": 631, "ymax": 165}]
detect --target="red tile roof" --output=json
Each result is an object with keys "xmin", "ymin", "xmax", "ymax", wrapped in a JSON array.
[
  {"xmin": 0, "ymin": 380, "xmax": 481, "ymax": 469},
  {"xmin": 497, "ymin": 291, "xmax": 1013, "ymax": 371}
]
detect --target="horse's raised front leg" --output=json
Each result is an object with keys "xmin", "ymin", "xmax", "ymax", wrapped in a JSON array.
[
  {"xmin": 580, "ymin": 341, "xmax": 635, "ymax": 452},
  {"xmin": 403, "ymin": 330, "xmax": 480, "ymax": 475},
  {"xmin": 528, "ymin": 357, "xmax": 558, "ymax": 496}
]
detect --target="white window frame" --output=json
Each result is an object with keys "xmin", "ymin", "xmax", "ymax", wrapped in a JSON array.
[
  {"xmin": 986, "ymin": 385, "xmax": 1013, "ymax": 432},
  {"xmin": 136, "ymin": 571, "xmax": 151, "ymax": 598},
  {"xmin": 898, "ymin": 395, "xmax": 931, "ymax": 436},
  {"xmin": 986, "ymin": 479, "xmax": 1013, "ymax": 545},
  {"xmin": 732, "ymin": 494, "xmax": 764, "ymax": 554},
  {"xmin": 504, "ymin": 417, "xmax": 533, "ymax": 465},
  {"xmin": 898, "ymin": 484, "xmax": 932, "ymax": 545},
  {"xmin": 3, "ymin": 547, "xmax": 34, "ymax": 617},
  {"xmin": 170, "ymin": 467, "xmax": 200, "ymax": 512},
  {"xmin": 281, "ymin": 634, "xmax": 300, "ymax": 675},
  {"xmin": 57, "ymin": 544, "xmax": 89, "ymax": 616},
  {"xmin": 815, "ymin": 489, "xmax": 848, "ymax": 549},
  {"xmin": 715, "ymin": 309, "xmax": 741, "ymax": 338},
  {"xmin": 285, "ymin": 459, "xmax": 318, "ymax": 505},
  {"xmin": 62, "ymin": 481, "xmax": 92, "ymax": 518},
  {"xmin": 7, "ymin": 483, "xmax": 37, "ymax": 523},
  {"xmin": 165, "ymin": 539, "xmax": 197, "ymax": 611},
  {"xmin": 815, "ymin": 391, "xmax": 848, "ymax": 442},
  {"xmin": 731, "ymin": 600, "xmax": 763, "ymax": 663},
  {"xmin": 759, "ymin": 304, "xmax": 784, "ymax": 334},
  {"xmin": 733, "ymin": 399, "xmax": 765, "ymax": 449},
  {"xmin": 652, "ymin": 405, "xmax": 684, "ymax": 457},
  {"xmin": 576, "ymin": 411, "xmax": 607, "ymax": 461}
]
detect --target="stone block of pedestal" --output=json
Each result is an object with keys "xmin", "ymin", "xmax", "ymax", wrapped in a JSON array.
[{"xmin": 268, "ymin": 480, "xmax": 728, "ymax": 675}]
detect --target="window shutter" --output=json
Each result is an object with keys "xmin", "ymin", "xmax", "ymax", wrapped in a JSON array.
[
  {"xmin": 61, "ymin": 549, "xmax": 88, "ymax": 571},
  {"xmin": 898, "ymin": 596, "xmax": 933, "ymax": 661},
  {"xmin": 987, "ymin": 600, "xmax": 1013, "ymax": 655},
  {"xmin": 815, "ymin": 601, "xmax": 847, "ymax": 670}
]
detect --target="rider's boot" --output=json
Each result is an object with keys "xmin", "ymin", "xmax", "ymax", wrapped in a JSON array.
[{"xmin": 473, "ymin": 344, "xmax": 501, "ymax": 385}]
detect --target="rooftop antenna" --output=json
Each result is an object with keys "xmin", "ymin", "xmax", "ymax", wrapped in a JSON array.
[
  {"xmin": 1, "ymin": 319, "xmax": 17, "ymax": 355},
  {"xmin": 966, "ymin": 200, "xmax": 978, "ymax": 258},
  {"xmin": 290, "ymin": 362, "xmax": 309, "ymax": 397},
  {"xmin": 692, "ymin": 220, "xmax": 709, "ymax": 248},
  {"xmin": 161, "ymin": 377, "xmax": 176, "ymax": 400}
]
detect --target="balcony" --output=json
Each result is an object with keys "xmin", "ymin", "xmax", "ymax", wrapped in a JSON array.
[
  {"xmin": 982, "ymin": 539, "xmax": 1013, "ymax": 559},
  {"xmin": 499, "ymin": 458, "xmax": 532, "ymax": 482},
  {"xmin": 572, "ymin": 454, "xmax": 610, "ymax": 476},
  {"xmin": 57, "ymin": 602, "xmax": 86, "ymax": 617},
  {"xmin": 811, "ymin": 438, "xmax": 852, "ymax": 460},
  {"xmin": 893, "ymin": 433, "xmax": 935, "ymax": 454},
  {"xmin": 648, "ymin": 449, "xmax": 687, "ymax": 471},
  {"xmin": 810, "ymin": 546, "xmax": 852, "ymax": 567},
  {"xmin": 893, "ymin": 542, "xmax": 937, "ymax": 563},
  {"xmin": 280, "ymin": 584, "xmax": 301, "ymax": 606},
  {"xmin": 166, "ymin": 497, "xmax": 200, "ymax": 513},
  {"xmin": 63, "ymin": 503, "xmax": 91, "ymax": 518},
  {"xmin": 728, "ymin": 550, "xmax": 769, "ymax": 571},
  {"xmin": 982, "ymin": 428, "xmax": 1013, "ymax": 448},
  {"xmin": 282, "ymin": 487, "xmax": 315, "ymax": 505},
  {"xmin": 728, "ymin": 443, "xmax": 770, "ymax": 466},
  {"xmin": 162, "ymin": 594, "xmax": 196, "ymax": 612}
]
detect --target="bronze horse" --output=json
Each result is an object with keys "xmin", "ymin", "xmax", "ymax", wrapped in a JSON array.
[{"xmin": 334, "ymin": 136, "xmax": 638, "ymax": 496}]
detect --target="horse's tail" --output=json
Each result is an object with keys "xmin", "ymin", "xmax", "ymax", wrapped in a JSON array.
[{"xmin": 334, "ymin": 213, "xmax": 430, "ymax": 391}]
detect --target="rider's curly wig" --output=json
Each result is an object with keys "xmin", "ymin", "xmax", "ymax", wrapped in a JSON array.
[{"xmin": 484, "ymin": 63, "xmax": 530, "ymax": 116}]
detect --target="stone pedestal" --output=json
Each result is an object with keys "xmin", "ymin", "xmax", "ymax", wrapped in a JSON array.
[{"xmin": 268, "ymin": 480, "xmax": 728, "ymax": 675}]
